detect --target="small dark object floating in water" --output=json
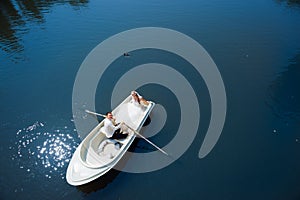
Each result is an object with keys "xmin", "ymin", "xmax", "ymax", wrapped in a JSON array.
[{"xmin": 123, "ymin": 52, "xmax": 130, "ymax": 57}]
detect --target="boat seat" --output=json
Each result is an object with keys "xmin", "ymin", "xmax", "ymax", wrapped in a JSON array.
[
  {"xmin": 85, "ymin": 132, "xmax": 107, "ymax": 166},
  {"xmin": 97, "ymin": 139, "xmax": 117, "ymax": 153},
  {"xmin": 97, "ymin": 139, "xmax": 120, "ymax": 158},
  {"xmin": 90, "ymin": 132, "xmax": 106, "ymax": 152},
  {"xmin": 85, "ymin": 131, "xmax": 121, "ymax": 166}
]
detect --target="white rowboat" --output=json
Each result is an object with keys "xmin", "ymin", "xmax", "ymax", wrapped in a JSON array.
[{"xmin": 66, "ymin": 95, "xmax": 155, "ymax": 186}]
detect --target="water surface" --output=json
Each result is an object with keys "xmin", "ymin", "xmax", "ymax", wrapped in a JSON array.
[{"xmin": 1, "ymin": 0, "xmax": 300, "ymax": 199}]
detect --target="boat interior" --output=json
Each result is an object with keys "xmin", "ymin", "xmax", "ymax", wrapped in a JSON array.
[{"xmin": 79, "ymin": 96, "xmax": 154, "ymax": 169}]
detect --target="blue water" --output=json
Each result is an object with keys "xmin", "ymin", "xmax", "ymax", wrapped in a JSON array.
[{"xmin": 1, "ymin": 0, "xmax": 300, "ymax": 199}]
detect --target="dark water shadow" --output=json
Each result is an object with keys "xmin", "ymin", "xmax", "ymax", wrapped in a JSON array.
[
  {"xmin": 266, "ymin": 52, "xmax": 300, "ymax": 122},
  {"xmin": 76, "ymin": 168, "xmax": 121, "ymax": 194},
  {"xmin": 0, "ymin": 0, "xmax": 25, "ymax": 58},
  {"xmin": 142, "ymin": 116, "xmax": 151, "ymax": 127},
  {"xmin": 275, "ymin": 0, "xmax": 300, "ymax": 8},
  {"xmin": 0, "ymin": 0, "xmax": 89, "ymax": 61}
]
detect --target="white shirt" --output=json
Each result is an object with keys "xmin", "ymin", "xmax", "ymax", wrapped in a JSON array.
[{"xmin": 100, "ymin": 118, "xmax": 121, "ymax": 138}]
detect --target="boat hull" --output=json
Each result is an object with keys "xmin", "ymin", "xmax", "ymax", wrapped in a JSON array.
[{"xmin": 66, "ymin": 95, "xmax": 155, "ymax": 186}]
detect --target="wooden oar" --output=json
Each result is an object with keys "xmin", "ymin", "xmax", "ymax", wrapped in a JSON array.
[
  {"xmin": 85, "ymin": 109, "xmax": 169, "ymax": 156},
  {"xmin": 124, "ymin": 123, "xmax": 169, "ymax": 156},
  {"xmin": 85, "ymin": 110, "xmax": 106, "ymax": 118}
]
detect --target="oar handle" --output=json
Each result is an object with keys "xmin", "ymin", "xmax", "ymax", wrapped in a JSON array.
[{"xmin": 85, "ymin": 110, "xmax": 106, "ymax": 118}]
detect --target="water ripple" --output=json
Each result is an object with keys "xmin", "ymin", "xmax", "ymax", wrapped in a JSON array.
[{"xmin": 11, "ymin": 121, "xmax": 80, "ymax": 180}]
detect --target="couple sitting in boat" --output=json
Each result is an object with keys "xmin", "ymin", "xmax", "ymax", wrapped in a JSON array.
[{"xmin": 101, "ymin": 91, "xmax": 150, "ymax": 140}]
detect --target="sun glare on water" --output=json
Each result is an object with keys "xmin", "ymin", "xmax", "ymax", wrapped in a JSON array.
[{"xmin": 11, "ymin": 121, "xmax": 80, "ymax": 179}]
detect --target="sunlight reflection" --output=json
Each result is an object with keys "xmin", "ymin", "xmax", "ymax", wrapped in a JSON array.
[{"xmin": 12, "ymin": 121, "xmax": 80, "ymax": 179}]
